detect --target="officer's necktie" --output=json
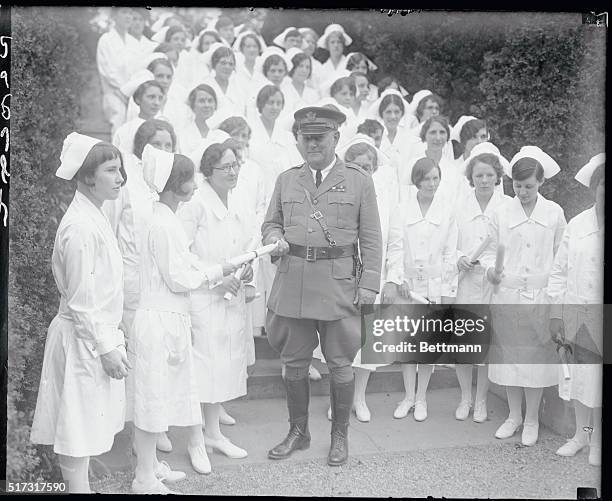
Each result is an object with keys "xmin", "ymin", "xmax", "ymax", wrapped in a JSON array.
[{"xmin": 315, "ymin": 169, "xmax": 322, "ymax": 188}]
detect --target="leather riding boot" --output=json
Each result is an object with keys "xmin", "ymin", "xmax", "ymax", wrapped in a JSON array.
[
  {"xmin": 268, "ymin": 376, "xmax": 311, "ymax": 459},
  {"xmin": 328, "ymin": 378, "xmax": 355, "ymax": 466}
]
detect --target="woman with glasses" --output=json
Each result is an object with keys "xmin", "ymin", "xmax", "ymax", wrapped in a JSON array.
[{"xmin": 178, "ymin": 138, "xmax": 259, "ymax": 469}]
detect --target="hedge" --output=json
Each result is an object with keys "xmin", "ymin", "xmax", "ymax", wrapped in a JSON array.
[{"xmin": 9, "ymin": 7, "xmax": 92, "ymax": 481}]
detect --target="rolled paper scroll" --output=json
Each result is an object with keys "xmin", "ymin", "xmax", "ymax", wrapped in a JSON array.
[
  {"xmin": 494, "ymin": 243, "xmax": 505, "ymax": 274},
  {"xmin": 224, "ymin": 265, "xmax": 246, "ymax": 301},
  {"xmin": 228, "ymin": 242, "xmax": 279, "ymax": 267},
  {"xmin": 469, "ymin": 235, "xmax": 492, "ymax": 263},
  {"xmin": 559, "ymin": 346, "xmax": 571, "ymax": 381}
]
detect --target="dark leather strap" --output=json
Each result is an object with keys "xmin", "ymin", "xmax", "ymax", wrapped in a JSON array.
[{"xmin": 288, "ymin": 243, "xmax": 357, "ymax": 262}]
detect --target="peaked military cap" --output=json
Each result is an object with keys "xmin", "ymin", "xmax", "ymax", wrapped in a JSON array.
[{"xmin": 294, "ymin": 106, "xmax": 346, "ymax": 135}]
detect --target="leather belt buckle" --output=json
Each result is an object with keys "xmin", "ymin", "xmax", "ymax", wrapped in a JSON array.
[{"xmin": 305, "ymin": 245, "xmax": 316, "ymax": 262}]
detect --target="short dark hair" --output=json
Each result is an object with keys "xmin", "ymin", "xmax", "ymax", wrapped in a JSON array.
[
  {"xmin": 187, "ymin": 84, "xmax": 217, "ymax": 110},
  {"xmin": 377, "ymin": 76, "xmax": 400, "ymax": 94},
  {"xmin": 165, "ymin": 25, "xmax": 186, "ymax": 43},
  {"xmin": 379, "ymin": 94, "xmax": 405, "ymax": 118},
  {"xmin": 217, "ymin": 116, "xmax": 251, "ymax": 136},
  {"xmin": 162, "ymin": 154, "xmax": 194, "ymax": 195},
  {"xmin": 357, "ymin": 119, "xmax": 384, "ymax": 137},
  {"xmin": 344, "ymin": 142, "xmax": 377, "ymax": 169},
  {"xmin": 215, "ymin": 16, "xmax": 234, "ymax": 31},
  {"xmin": 512, "ymin": 157, "xmax": 545, "ymax": 182},
  {"xmin": 256, "ymin": 85, "xmax": 284, "ymax": 113},
  {"xmin": 459, "ymin": 118, "xmax": 487, "ymax": 146},
  {"xmin": 416, "ymin": 93, "xmax": 444, "ymax": 121},
  {"xmin": 262, "ymin": 54, "xmax": 287, "ymax": 78},
  {"xmin": 411, "ymin": 157, "xmax": 441, "ymax": 188},
  {"xmin": 239, "ymin": 32, "xmax": 262, "ymax": 53},
  {"xmin": 465, "ymin": 153, "xmax": 503, "ymax": 187},
  {"xmin": 133, "ymin": 119, "xmax": 177, "ymax": 159},
  {"xmin": 200, "ymin": 139, "xmax": 241, "ymax": 177},
  {"xmin": 147, "ymin": 58, "xmax": 174, "ymax": 74},
  {"xmin": 198, "ymin": 30, "xmax": 222, "ymax": 53},
  {"xmin": 346, "ymin": 52, "xmax": 370, "ymax": 74},
  {"xmin": 75, "ymin": 142, "xmax": 126, "ymax": 187},
  {"xmin": 288, "ymin": 53, "xmax": 311, "ymax": 78},
  {"xmin": 589, "ymin": 163, "xmax": 605, "ymax": 192},
  {"xmin": 133, "ymin": 80, "xmax": 165, "ymax": 106},
  {"xmin": 211, "ymin": 46, "xmax": 235, "ymax": 69},
  {"xmin": 330, "ymin": 76, "xmax": 356, "ymax": 98},
  {"xmin": 419, "ymin": 115, "xmax": 450, "ymax": 143}
]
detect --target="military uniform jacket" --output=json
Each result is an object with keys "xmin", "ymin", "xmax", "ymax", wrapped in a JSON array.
[{"xmin": 262, "ymin": 157, "xmax": 383, "ymax": 320}]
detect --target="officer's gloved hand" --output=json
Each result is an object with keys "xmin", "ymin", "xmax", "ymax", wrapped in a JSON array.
[
  {"xmin": 355, "ymin": 288, "xmax": 377, "ymax": 306},
  {"xmin": 269, "ymin": 236, "xmax": 290, "ymax": 257}
]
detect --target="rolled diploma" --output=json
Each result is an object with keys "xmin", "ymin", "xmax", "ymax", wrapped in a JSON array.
[
  {"xmin": 224, "ymin": 242, "xmax": 279, "ymax": 300},
  {"xmin": 228, "ymin": 242, "xmax": 279, "ymax": 267},
  {"xmin": 494, "ymin": 243, "xmax": 505, "ymax": 274},
  {"xmin": 559, "ymin": 348, "xmax": 571, "ymax": 380},
  {"xmin": 409, "ymin": 291, "xmax": 431, "ymax": 304},
  {"xmin": 469, "ymin": 235, "xmax": 492, "ymax": 263}
]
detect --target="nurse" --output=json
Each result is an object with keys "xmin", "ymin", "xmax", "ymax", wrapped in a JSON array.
[
  {"xmin": 203, "ymin": 45, "xmax": 247, "ymax": 121},
  {"xmin": 177, "ymin": 84, "xmax": 219, "ymax": 155},
  {"xmin": 178, "ymin": 139, "xmax": 258, "ymax": 466},
  {"xmin": 233, "ymin": 32, "xmax": 267, "ymax": 94},
  {"xmin": 485, "ymin": 146, "xmax": 567, "ymax": 447},
  {"xmin": 317, "ymin": 24, "xmax": 352, "ymax": 88},
  {"xmin": 281, "ymin": 50, "xmax": 320, "ymax": 117},
  {"xmin": 384, "ymin": 157, "xmax": 458, "ymax": 421},
  {"xmin": 96, "ymin": 7, "xmax": 140, "ymax": 134},
  {"xmin": 453, "ymin": 142, "xmax": 510, "ymax": 422},
  {"xmin": 130, "ymin": 146, "xmax": 236, "ymax": 492},
  {"xmin": 340, "ymin": 134, "xmax": 398, "ymax": 422},
  {"xmin": 30, "ymin": 133, "xmax": 129, "ymax": 493},
  {"xmin": 128, "ymin": 8, "xmax": 157, "ymax": 54},
  {"xmin": 344, "ymin": 52, "xmax": 378, "ymax": 106},
  {"xmin": 113, "ymin": 79, "xmax": 165, "ymax": 155},
  {"xmin": 299, "ymin": 27, "xmax": 324, "ymax": 91},
  {"xmin": 548, "ymin": 154, "xmax": 604, "ymax": 466},
  {"xmin": 272, "ymin": 27, "xmax": 303, "ymax": 50}
]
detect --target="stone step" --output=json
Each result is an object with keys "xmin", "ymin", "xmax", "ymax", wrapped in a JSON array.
[{"xmin": 246, "ymin": 359, "xmax": 460, "ymax": 400}]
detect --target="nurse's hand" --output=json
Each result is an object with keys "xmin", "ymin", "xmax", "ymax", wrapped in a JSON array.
[
  {"xmin": 269, "ymin": 237, "xmax": 290, "ymax": 256},
  {"xmin": 399, "ymin": 281, "xmax": 411, "ymax": 298},
  {"xmin": 457, "ymin": 256, "xmax": 475, "ymax": 272},
  {"xmin": 240, "ymin": 262, "xmax": 254, "ymax": 282},
  {"xmin": 101, "ymin": 348, "xmax": 130, "ymax": 380},
  {"xmin": 381, "ymin": 282, "xmax": 398, "ymax": 304},
  {"xmin": 354, "ymin": 287, "xmax": 377, "ymax": 306},
  {"xmin": 222, "ymin": 275, "xmax": 241, "ymax": 296},
  {"xmin": 222, "ymin": 262, "xmax": 239, "ymax": 276},
  {"xmin": 245, "ymin": 284, "xmax": 257, "ymax": 303},
  {"xmin": 486, "ymin": 267, "xmax": 503, "ymax": 285},
  {"xmin": 549, "ymin": 318, "xmax": 565, "ymax": 342}
]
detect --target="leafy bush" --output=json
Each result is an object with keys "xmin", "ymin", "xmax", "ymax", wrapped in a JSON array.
[{"xmin": 9, "ymin": 7, "xmax": 92, "ymax": 481}]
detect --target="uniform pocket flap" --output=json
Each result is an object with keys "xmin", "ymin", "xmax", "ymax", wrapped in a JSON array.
[
  {"xmin": 328, "ymin": 192, "xmax": 355, "ymax": 204},
  {"xmin": 281, "ymin": 192, "xmax": 306, "ymax": 204}
]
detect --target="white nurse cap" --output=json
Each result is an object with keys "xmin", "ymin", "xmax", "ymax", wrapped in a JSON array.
[
  {"xmin": 450, "ymin": 115, "xmax": 478, "ymax": 143},
  {"xmin": 120, "ymin": 69, "xmax": 155, "ymax": 98},
  {"xmin": 57, "ymin": 132, "xmax": 102, "ymax": 180},
  {"xmin": 507, "ymin": 145, "xmax": 561, "ymax": 179},
  {"xmin": 317, "ymin": 24, "xmax": 352, "ymax": 49},
  {"xmin": 461, "ymin": 141, "xmax": 510, "ymax": 175},
  {"xmin": 142, "ymin": 144, "xmax": 175, "ymax": 193},
  {"xmin": 273, "ymin": 27, "xmax": 299, "ymax": 48},
  {"xmin": 575, "ymin": 153, "xmax": 605, "ymax": 187}
]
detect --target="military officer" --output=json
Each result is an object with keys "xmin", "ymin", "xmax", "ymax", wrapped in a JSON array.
[{"xmin": 262, "ymin": 106, "xmax": 383, "ymax": 466}]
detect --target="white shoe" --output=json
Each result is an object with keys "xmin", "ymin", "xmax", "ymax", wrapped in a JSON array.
[
  {"xmin": 455, "ymin": 400, "xmax": 472, "ymax": 421},
  {"xmin": 353, "ymin": 400, "xmax": 371, "ymax": 422},
  {"xmin": 473, "ymin": 400, "xmax": 487, "ymax": 423},
  {"xmin": 156, "ymin": 432, "xmax": 173, "ymax": 453},
  {"xmin": 154, "ymin": 460, "xmax": 186, "ymax": 483},
  {"xmin": 521, "ymin": 421, "xmax": 539, "ymax": 446},
  {"xmin": 187, "ymin": 442, "xmax": 211, "ymax": 474},
  {"xmin": 327, "ymin": 405, "xmax": 332, "ymax": 421},
  {"xmin": 204, "ymin": 435, "xmax": 248, "ymax": 459},
  {"xmin": 393, "ymin": 399, "xmax": 414, "ymax": 419},
  {"xmin": 309, "ymin": 365, "xmax": 322, "ymax": 381},
  {"xmin": 556, "ymin": 437, "xmax": 588, "ymax": 457},
  {"xmin": 414, "ymin": 400, "xmax": 428, "ymax": 422},
  {"xmin": 132, "ymin": 477, "xmax": 177, "ymax": 494},
  {"xmin": 495, "ymin": 419, "xmax": 522, "ymax": 439},
  {"xmin": 589, "ymin": 445, "xmax": 601, "ymax": 466},
  {"xmin": 219, "ymin": 406, "xmax": 236, "ymax": 426}
]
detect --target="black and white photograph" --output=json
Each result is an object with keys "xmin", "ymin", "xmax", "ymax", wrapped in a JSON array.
[{"xmin": 3, "ymin": 6, "xmax": 607, "ymax": 497}]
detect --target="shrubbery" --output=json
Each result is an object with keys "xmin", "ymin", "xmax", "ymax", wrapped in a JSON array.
[{"xmin": 9, "ymin": 7, "xmax": 92, "ymax": 481}]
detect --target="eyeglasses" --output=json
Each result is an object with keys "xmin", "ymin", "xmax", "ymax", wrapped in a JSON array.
[{"xmin": 212, "ymin": 161, "xmax": 240, "ymax": 174}]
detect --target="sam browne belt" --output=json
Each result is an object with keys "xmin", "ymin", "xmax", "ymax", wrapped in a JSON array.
[{"xmin": 288, "ymin": 243, "xmax": 358, "ymax": 262}]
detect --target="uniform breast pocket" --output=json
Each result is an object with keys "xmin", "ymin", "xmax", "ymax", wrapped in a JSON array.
[
  {"xmin": 281, "ymin": 192, "xmax": 306, "ymax": 227},
  {"xmin": 327, "ymin": 192, "xmax": 356, "ymax": 229}
]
